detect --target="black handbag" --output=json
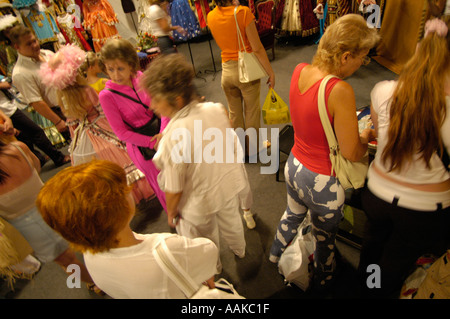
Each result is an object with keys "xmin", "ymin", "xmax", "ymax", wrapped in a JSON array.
[{"xmin": 106, "ymin": 88, "xmax": 161, "ymax": 160}]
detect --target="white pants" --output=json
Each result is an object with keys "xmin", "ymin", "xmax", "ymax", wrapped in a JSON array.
[{"xmin": 176, "ymin": 196, "xmax": 246, "ymax": 268}]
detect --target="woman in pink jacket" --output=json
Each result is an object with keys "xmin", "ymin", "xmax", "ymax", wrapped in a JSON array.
[{"xmin": 99, "ymin": 39, "xmax": 168, "ymax": 212}]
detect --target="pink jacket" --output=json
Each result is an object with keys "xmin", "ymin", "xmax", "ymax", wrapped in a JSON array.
[{"xmin": 99, "ymin": 71, "xmax": 169, "ymax": 150}]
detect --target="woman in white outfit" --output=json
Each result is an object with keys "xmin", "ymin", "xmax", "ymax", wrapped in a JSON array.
[{"xmin": 142, "ymin": 54, "xmax": 251, "ymax": 269}]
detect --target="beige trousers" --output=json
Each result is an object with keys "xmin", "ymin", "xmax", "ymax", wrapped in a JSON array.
[{"xmin": 221, "ymin": 60, "xmax": 261, "ymax": 132}]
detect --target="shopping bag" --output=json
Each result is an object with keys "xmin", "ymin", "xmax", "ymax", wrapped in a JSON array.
[
  {"xmin": 277, "ymin": 214, "xmax": 315, "ymax": 291},
  {"xmin": 262, "ymin": 88, "xmax": 291, "ymax": 125}
]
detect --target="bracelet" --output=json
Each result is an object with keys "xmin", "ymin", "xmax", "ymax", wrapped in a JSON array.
[{"xmin": 55, "ymin": 119, "xmax": 62, "ymax": 126}]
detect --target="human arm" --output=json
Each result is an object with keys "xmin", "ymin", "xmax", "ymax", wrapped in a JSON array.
[
  {"xmin": 30, "ymin": 100, "xmax": 67, "ymax": 132},
  {"xmin": 0, "ymin": 109, "xmax": 15, "ymax": 135},
  {"xmin": 156, "ymin": 17, "xmax": 186, "ymax": 35},
  {"xmin": 328, "ymin": 81, "xmax": 373, "ymax": 161},
  {"xmin": 166, "ymin": 191, "xmax": 183, "ymax": 228},
  {"xmin": 245, "ymin": 20, "xmax": 275, "ymax": 88}
]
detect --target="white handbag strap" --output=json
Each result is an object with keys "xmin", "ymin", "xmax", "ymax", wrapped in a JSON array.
[
  {"xmin": 152, "ymin": 237, "xmax": 201, "ymax": 298},
  {"xmin": 317, "ymin": 75, "xmax": 340, "ymax": 150},
  {"xmin": 234, "ymin": 6, "xmax": 247, "ymax": 53},
  {"xmin": 317, "ymin": 75, "xmax": 340, "ymax": 175}
]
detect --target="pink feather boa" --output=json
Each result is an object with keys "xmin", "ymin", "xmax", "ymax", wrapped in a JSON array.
[{"xmin": 40, "ymin": 44, "xmax": 86, "ymax": 90}]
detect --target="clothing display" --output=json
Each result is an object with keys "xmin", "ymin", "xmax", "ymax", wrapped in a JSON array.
[
  {"xmin": 372, "ymin": 0, "xmax": 428, "ymax": 74},
  {"xmin": 170, "ymin": 0, "xmax": 201, "ymax": 41},
  {"xmin": 82, "ymin": 0, "xmax": 119, "ymax": 52},
  {"xmin": 280, "ymin": 0, "xmax": 319, "ymax": 36},
  {"xmin": 19, "ymin": 4, "xmax": 62, "ymax": 46},
  {"xmin": 57, "ymin": 13, "xmax": 92, "ymax": 51}
]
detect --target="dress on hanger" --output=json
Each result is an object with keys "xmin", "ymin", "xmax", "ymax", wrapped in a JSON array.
[
  {"xmin": 19, "ymin": 4, "xmax": 61, "ymax": 46},
  {"xmin": 193, "ymin": 0, "xmax": 209, "ymax": 28},
  {"xmin": 170, "ymin": 0, "xmax": 200, "ymax": 41},
  {"xmin": 82, "ymin": 0, "xmax": 119, "ymax": 52},
  {"xmin": 281, "ymin": 0, "xmax": 318, "ymax": 36},
  {"xmin": 57, "ymin": 13, "xmax": 92, "ymax": 51}
]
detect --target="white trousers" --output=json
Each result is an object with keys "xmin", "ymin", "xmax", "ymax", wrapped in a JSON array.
[{"xmin": 176, "ymin": 196, "xmax": 246, "ymax": 266}]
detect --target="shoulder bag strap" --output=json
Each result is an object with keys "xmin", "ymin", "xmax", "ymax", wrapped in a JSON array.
[
  {"xmin": 234, "ymin": 6, "xmax": 247, "ymax": 53},
  {"xmin": 317, "ymin": 75, "xmax": 340, "ymax": 174},
  {"xmin": 105, "ymin": 87, "xmax": 148, "ymax": 109},
  {"xmin": 152, "ymin": 238, "xmax": 201, "ymax": 298},
  {"xmin": 317, "ymin": 75, "xmax": 339, "ymax": 149}
]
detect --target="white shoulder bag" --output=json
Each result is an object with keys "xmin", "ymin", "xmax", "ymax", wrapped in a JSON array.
[
  {"xmin": 318, "ymin": 75, "xmax": 368, "ymax": 190},
  {"xmin": 152, "ymin": 238, "xmax": 245, "ymax": 299},
  {"xmin": 234, "ymin": 6, "xmax": 268, "ymax": 83}
]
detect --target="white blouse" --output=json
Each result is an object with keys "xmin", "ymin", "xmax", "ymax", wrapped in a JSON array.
[{"xmin": 84, "ymin": 233, "xmax": 218, "ymax": 299}]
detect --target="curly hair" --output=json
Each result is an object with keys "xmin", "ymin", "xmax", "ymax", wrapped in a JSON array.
[
  {"xmin": 312, "ymin": 14, "xmax": 380, "ymax": 75},
  {"xmin": 141, "ymin": 53, "xmax": 196, "ymax": 107},
  {"xmin": 99, "ymin": 38, "xmax": 140, "ymax": 74},
  {"xmin": 36, "ymin": 160, "xmax": 134, "ymax": 254}
]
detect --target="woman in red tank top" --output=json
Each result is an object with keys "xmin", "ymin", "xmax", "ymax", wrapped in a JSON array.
[{"xmin": 270, "ymin": 14, "xmax": 379, "ymax": 295}]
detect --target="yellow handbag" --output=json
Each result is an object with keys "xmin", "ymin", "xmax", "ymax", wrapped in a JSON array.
[{"xmin": 262, "ymin": 88, "xmax": 291, "ymax": 125}]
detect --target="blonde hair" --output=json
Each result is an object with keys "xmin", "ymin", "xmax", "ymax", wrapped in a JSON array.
[
  {"xmin": 141, "ymin": 53, "xmax": 196, "ymax": 106},
  {"xmin": 100, "ymin": 38, "xmax": 140, "ymax": 74},
  {"xmin": 312, "ymin": 14, "xmax": 380, "ymax": 74},
  {"xmin": 57, "ymin": 74, "xmax": 95, "ymax": 119},
  {"xmin": 79, "ymin": 51, "xmax": 103, "ymax": 77},
  {"xmin": 381, "ymin": 18, "xmax": 450, "ymax": 172},
  {"xmin": 36, "ymin": 160, "xmax": 133, "ymax": 254}
]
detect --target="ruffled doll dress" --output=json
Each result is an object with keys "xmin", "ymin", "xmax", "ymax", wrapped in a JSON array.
[{"xmin": 66, "ymin": 87, "xmax": 155, "ymax": 204}]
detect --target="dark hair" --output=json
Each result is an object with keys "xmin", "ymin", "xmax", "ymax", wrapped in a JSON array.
[
  {"xmin": 8, "ymin": 25, "xmax": 33, "ymax": 46},
  {"xmin": 100, "ymin": 38, "xmax": 140, "ymax": 74},
  {"xmin": 141, "ymin": 53, "xmax": 195, "ymax": 107}
]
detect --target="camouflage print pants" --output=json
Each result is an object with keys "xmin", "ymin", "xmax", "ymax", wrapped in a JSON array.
[{"xmin": 270, "ymin": 153, "xmax": 345, "ymax": 288}]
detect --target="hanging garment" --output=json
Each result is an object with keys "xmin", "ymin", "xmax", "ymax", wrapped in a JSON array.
[
  {"xmin": 281, "ymin": 0, "xmax": 318, "ymax": 36},
  {"xmin": 82, "ymin": 0, "xmax": 119, "ymax": 52},
  {"xmin": 170, "ymin": 0, "xmax": 200, "ymax": 41},
  {"xmin": 20, "ymin": 5, "xmax": 61, "ymax": 45},
  {"xmin": 194, "ymin": 0, "xmax": 209, "ymax": 28},
  {"xmin": 57, "ymin": 13, "xmax": 92, "ymax": 51}
]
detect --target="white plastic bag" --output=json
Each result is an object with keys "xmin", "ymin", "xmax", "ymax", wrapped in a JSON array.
[{"xmin": 278, "ymin": 215, "xmax": 315, "ymax": 291}]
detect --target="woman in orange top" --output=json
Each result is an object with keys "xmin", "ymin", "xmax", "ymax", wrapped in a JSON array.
[{"xmin": 207, "ymin": 1, "xmax": 275, "ymax": 157}]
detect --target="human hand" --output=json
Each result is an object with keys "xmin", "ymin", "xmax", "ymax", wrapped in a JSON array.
[
  {"xmin": 313, "ymin": 4, "xmax": 324, "ymax": 19},
  {"xmin": 360, "ymin": 128, "xmax": 376, "ymax": 144},
  {"xmin": 1, "ymin": 120, "xmax": 14, "ymax": 135},
  {"xmin": 55, "ymin": 119, "xmax": 68, "ymax": 132},
  {"xmin": 151, "ymin": 133, "xmax": 162, "ymax": 150},
  {"xmin": 175, "ymin": 26, "xmax": 187, "ymax": 36},
  {"xmin": 267, "ymin": 73, "xmax": 275, "ymax": 89},
  {"xmin": 167, "ymin": 211, "xmax": 180, "ymax": 228}
]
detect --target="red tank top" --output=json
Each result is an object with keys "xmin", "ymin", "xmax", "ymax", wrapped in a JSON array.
[{"xmin": 289, "ymin": 63, "xmax": 341, "ymax": 175}]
